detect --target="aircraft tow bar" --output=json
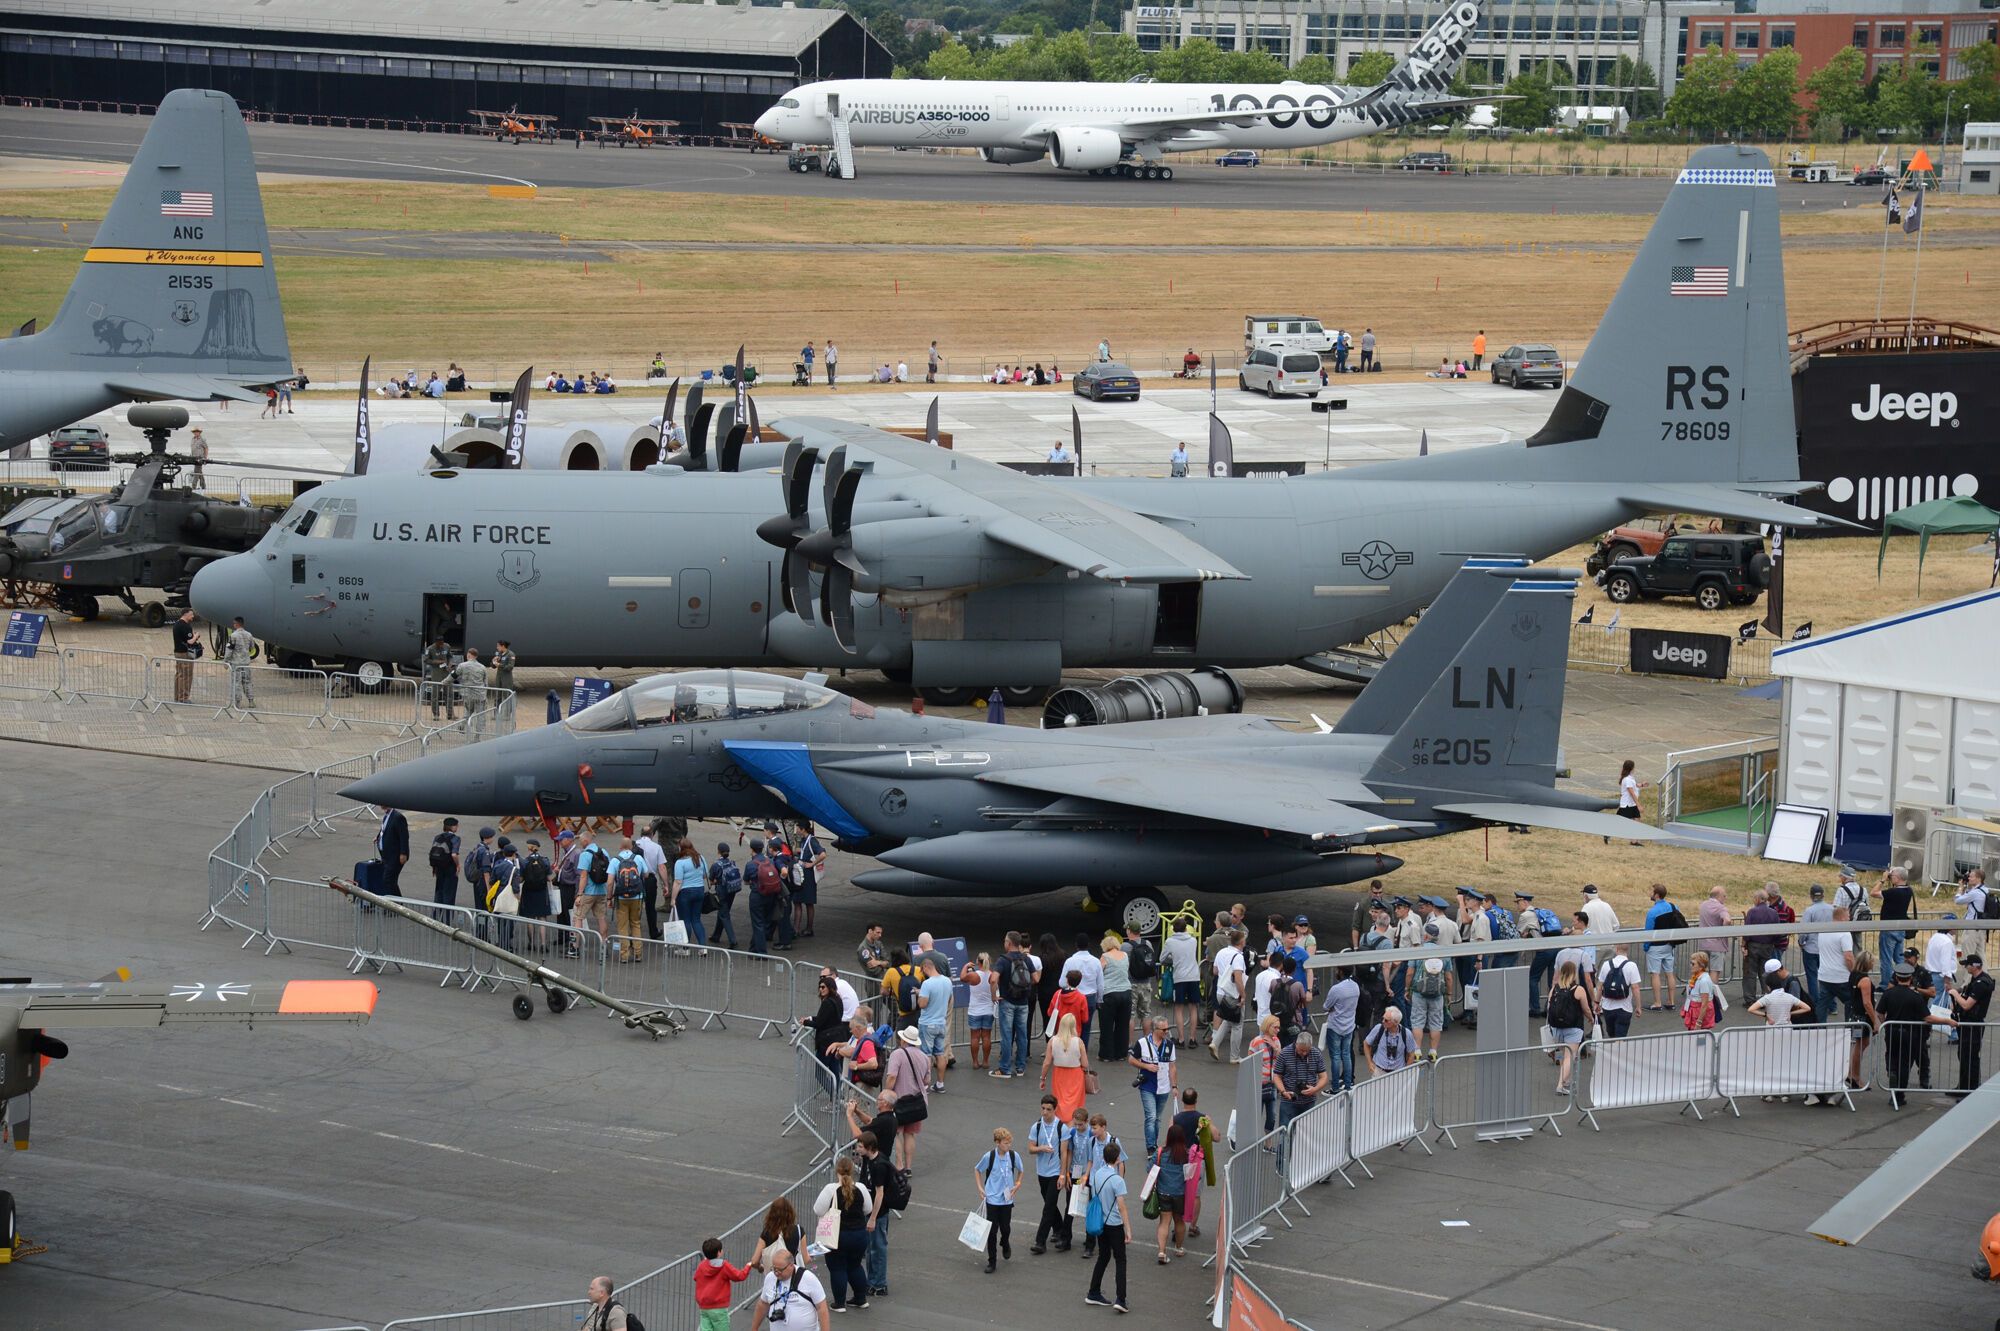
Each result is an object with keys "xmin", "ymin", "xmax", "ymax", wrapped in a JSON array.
[{"xmin": 324, "ymin": 876, "xmax": 683, "ymax": 1039}]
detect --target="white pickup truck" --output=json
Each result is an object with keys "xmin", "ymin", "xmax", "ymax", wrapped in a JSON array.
[{"xmin": 1244, "ymin": 314, "xmax": 1333, "ymax": 356}]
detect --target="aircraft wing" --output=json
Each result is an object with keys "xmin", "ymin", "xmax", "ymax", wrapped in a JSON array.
[
  {"xmin": 977, "ymin": 758, "xmax": 1416, "ymax": 840},
  {"xmin": 1809, "ymin": 1081, "xmax": 2000, "ymax": 1246},
  {"xmin": 6, "ymin": 979, "xmax": 377, "ymax": 1028},
  {"xmin": 776, "ymin": 417, "xmax": 1245, "ymax": 584},
  {"xmin": 1431, "ymin": 802, "xmax": 1676, "ymax": 842}
]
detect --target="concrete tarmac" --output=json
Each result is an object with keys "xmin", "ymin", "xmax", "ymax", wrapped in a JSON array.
[
  {"xmin": 0, "ymin": 106, "xmax": 1873, "ymax": 215},
  {"xmin": 6, "ymin": 733, "xmax": 2000, "ymax": 1328}
]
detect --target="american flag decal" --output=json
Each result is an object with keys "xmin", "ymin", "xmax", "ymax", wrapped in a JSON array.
[
  {"xmin": 160, "ymin": 189, "xmax": 214, "ymax": 217},
  {"xmin": 1669, "ymin": 265, "xmax": 1728, "ymax": 297}
]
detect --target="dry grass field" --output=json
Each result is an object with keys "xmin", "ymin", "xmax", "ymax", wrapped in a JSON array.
[{"xmin": 0, "ymin": 186, "xmax": 1992, "ymax": 377}]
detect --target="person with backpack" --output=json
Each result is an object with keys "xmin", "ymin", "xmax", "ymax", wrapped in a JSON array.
[
  {"xmin": 750, "ymin": 1248, "xmax": 827, "ymax": 1331},
  {"xmin": 1082, "ymin": 1140, "xmax": 1131, "ymax": 1313},
  {"xmin": 995, "ymin": 932, "xmax": 1041, "ymax": 1079},
  {"xmin": 762, "ymin": 821, "xmax": 798, "ymax": 949},
  {"xmin": 604, "ymin": 837, "xmax": 648, "ymax": 961},
  {"xmin": 461, "ymin": 826, "xmax": 496, "ymax": 918},
  {"xmin": 883, "ymin": 948, "xmax": 924, "ymax": 1033},
  {"xmin": 1026, "ymin": 1094, "xmax": 1067, "ymax": 1254},
  {"xmin": 1515, "ymin": 893, "xmax": 1555, "ymax": 1014},
  {"xmin": 855, "ymin": 1128, "xmax": 901, "ymax": 1299},
  {"xmin": 574, "ymin": 829, "xmax": 612, "ymax": 945},
  {"xmin": 813, "ymin": 1156, "xmax": 873, "ymax": 1309},
  {"xmin": 518, "ymin": 837, "xmax": 556, "ymax": 952},
  {"xmin": 706, "ymin": 842, "xmax": 741, "ymax": 950},
  {"xmin": 581, "ymin": 1275, "xmax": 632, "ymax": 1331},
  {"xmin": 1546, "ymin": 960, "xmax": 1593, "ymax": 1096},
  {"xmin": 1127, "ymin": 1015, "xmax": 1178, "ymax": 1154},
  {"xmin": 1407, "ymin": 924, "xmax": 1451, "ymax": 1061},
  {"xmin": 972, "ymin": 1127, "xmax": 1023, "ymax": 1272},
  {"xmin": 1681, "ymin": 951, "xmax": 1727, "ymax": 1031},
  {"xmin": 1596, "ymin": 944, "xmax": 1641, "ymax": 1038},
  {"xmin": 1642, "ymin": 883, "xmax": 1687, "ymax": 1011},
  {"xmin": 744, "ymin": 836, "xmax": 783, "ymax": 955},
  {"xmin": 1149, "ymin": 1122, "xmax": 1193, "ymax": 1264},
  {"xmin": 427, "ymin": 817, "xmax": 461, "ymax": 907},
  {"xmin": 553, "ymin": 830, "xmax": 583, "ymax": 957}
]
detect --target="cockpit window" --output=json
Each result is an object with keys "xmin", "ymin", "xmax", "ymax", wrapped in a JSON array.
[
  {"xmin": 1, "ymin": 496, "xmax": 63, "ymax": 534},
  {"xmin": 301, "ymin": 496, "xmax": 357, "ymax": 539},
  {"xmin": 565, "ymin": 669, "xmax": 870, "ymax": 733},
  {"xmin": 779, "ymin": 97, "xmax": 800, "ymax": 109},
  {"xmin": 50, "ymin": 501, "xmax": 98, "ymax": 551}
]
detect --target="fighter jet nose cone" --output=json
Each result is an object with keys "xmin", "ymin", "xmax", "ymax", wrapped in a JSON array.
[
  {"xmin": 339, "ymin": 735, "xmax": 504, "ymax": 815},
  {"xmin": 190, "ymin": 552, "xmax": 270, "ymax": 629}
]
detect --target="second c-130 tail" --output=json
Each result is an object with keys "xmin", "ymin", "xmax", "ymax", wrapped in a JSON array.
[{"xmin": 0, "ymin": 88, "xmax": 291, "ymax": 443}]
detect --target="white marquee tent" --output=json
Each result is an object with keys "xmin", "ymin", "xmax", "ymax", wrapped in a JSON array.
[{"xmin": 1773, "ymin": 589, "xmax": 2000, "ymax": 859}]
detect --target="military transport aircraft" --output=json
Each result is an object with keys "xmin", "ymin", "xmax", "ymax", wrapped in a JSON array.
[
  {"xmin": 343, "ymin": 561, "xmax": 1666, "ymax": 928},
  {"xmin": 191, "ymin": 146, "xmax": 1846, "ymax": 702},
  {"xmin": 0, "ymin": 89, "xmax": 293, "ymax": 448},
  {"xmin": 0, "ymin": 974, "xmax": 375, "ymax": 1263},
  {"xmin": 754, "ymin": 0, "xmax": 1492, "ymax": 181}
]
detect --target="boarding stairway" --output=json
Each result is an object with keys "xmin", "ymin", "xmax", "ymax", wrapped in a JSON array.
[{"xmin": 826, "ymin": 118, "xmax": 856, "ymax": 180}]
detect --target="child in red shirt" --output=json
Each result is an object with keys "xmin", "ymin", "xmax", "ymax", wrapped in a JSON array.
[{"xmin": 693, "ymin": 1237, "xmax": 750, "ymax": 1329}]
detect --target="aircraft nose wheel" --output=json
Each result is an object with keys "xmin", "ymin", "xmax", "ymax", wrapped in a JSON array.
[{"xmin": 1117, "ymin": 889, "xmax": 1169, "ymax": 935}]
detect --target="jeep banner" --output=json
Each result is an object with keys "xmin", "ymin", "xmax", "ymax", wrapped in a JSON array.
[
  {"xmin": 1792, "ymin": 348, "xmax": 2000, "ymax": 532},
  {"xmin": 1629, "ymin": 627, "xmax": 1731, "ymax": 680}
]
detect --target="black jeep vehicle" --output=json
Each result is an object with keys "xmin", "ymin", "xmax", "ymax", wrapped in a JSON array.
[{"xmin": 1594, "ymin": 533, "xmax": 1772, "ymax": 611}]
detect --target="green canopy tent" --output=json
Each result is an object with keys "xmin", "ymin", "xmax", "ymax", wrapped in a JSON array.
[{"xmin": 1876, "ymin": 495, "xmax": 2000, "ymax": 589}]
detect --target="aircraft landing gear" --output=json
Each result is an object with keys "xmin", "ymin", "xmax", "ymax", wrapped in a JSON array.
[
  {"xmin": 52, "ymin": 589, "xmax": 98, "ymax": 621},
  {"xmin": 1106, "ymin": 162, "xmax": 1173, "ymax": 182},
  {"xmin": 916, "ymin": 684, "xmax": 1051, "ymax": 709},
  {"xmin": 1083, "ymin": 886, "xmax": 1170, "ymax": 934}
]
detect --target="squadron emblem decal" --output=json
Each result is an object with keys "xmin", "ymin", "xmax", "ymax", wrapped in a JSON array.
[{"xmin": 497, "ymin": 549, "xmax": 542, "ymax": 592}]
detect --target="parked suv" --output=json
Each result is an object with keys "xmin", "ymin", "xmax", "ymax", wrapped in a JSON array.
[
  {"xmin": 1239, "ymin": 347, "xmax": 1323, "ymax": 398},
  {"xmin": 48, "ymin": 425, "xmax": 110, "ymax": 471},
  {"xmin": 1595, "ymin": 533, "xmax": 1773, "ymax": 611},
  {"xmin": 1489, "ymin": 343, "xmax": 1564, "ymax": 389},
  {"xmin": 1584, "ymin": 516, "xmax": 1700, "ymax": 575}
]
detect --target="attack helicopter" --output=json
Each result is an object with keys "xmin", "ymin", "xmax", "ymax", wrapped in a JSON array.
[{"xmin": 0, "ymin": 404, "xmax": 339, "ymax": 623}]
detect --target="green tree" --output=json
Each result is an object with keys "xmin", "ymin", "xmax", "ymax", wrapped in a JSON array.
[
  {"xmin": 1610, "ymin": 55, "xmax": 1662, "ymax": 118},
  {"xmin": 922, "ymin": 38, "xmax": 983, "ymax": 79},
  {"xmin": 1289, "ymin": 53, "xmax": 1340, "ymax": 86},
  {"xmin": 1344, "ymin": 50, "xmax": 1396, "ymax": 86},
  {"xmin": 1663, "ymin": 45, "xmax": 1735, "ymax": 138},
  {"xmin": 1152, "ymin": 37, "xmax": 1230, "ymax": 83},
  {"xmin": 1951, "ymin": 42, "xmax": 2000, "ymax": 126},
  {"xmin": 1731, "ymin": 47, "xmax": 1801, "ymax": 139},
  {"xmin": 1088, "ymin": 32, "xmax": 1151, "ymax": 83},
  {"xmin": 1220, "ymin": 49, "xmax": 1288, "ymax": 82},
  {"xmin": 1803, "ymin": 45, "xmax": 1869, "ymax": 132},
  {"xmin": 1874, "ymin": 47, "xmax": 1943, "ymax": 136},
  {"xmin": 1498, "ymin": 71, "xmax": 1556, "ymax": 129}
]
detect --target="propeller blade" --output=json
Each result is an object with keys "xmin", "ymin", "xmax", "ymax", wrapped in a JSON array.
[
  {"xmin": 1071, "ymin": 404, "xmax": 1083, "ymax": 472},
  {"xmin": 822, "ymin": 444, "xmax": 848, "ymax": 522},
  {"xmin": 787, "ymin": 552, "xmax": 817, "ymax": 622},
  {"xmin": 428, "ymin": 445, "xmax": 456, "ymax": 469},
  {"xmin": 926, "ymin": 397, "xmax": 942, "ymax": 447},
  {"xmin": 734, "ymin": 343, "xmax": 746, "ymax": 384},
  {"xmin": 747, "ymin": 391, "xmax": 762, "ymax": 443},
  {"xmin": 688, "ymin": 403, "xmax": 715, "ymax": 469},
  {"xmin": 8, "ymin": 1091, "xmax": 26, "ymax": 1150},
  {"xmin": 662, "ymin": 376, "xmax": 679, "ymax": 443},
  {"xmin": 714, "ymin": 402, "xmax": 738, "ymax": 447},
  {"xmin": 828, "ymin": 466, "xmax": 862, "ymax": 537},
  {"xmin": 719, "ymin": 422, "xmax": 748, "ymax": 473},
  {"xmin": 783, "ymin": 441, "xmax": 820, "ymax": 522},
  {"xmin": 826, "ymin": 563, "xmax": 855, "ymax": 652},
  {"xmin": 818, "ymin": 567, "xmax": 835, "ymax": 628},
  {"xmin": 683, "ymin": 382, "xmax": 704, "ymax": 440}
]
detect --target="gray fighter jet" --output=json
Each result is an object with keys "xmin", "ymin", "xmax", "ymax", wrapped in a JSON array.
[
  {"xmin": 0, "ymin": 89, "xmax": 293, "ymax": 446},
  {"xmin": 191, "ymin": 145, "xmax": 1842, "ymax": 701},
  {"xmin": 343, "ymin": 561, "xmax": 1665, "ymax": 927}
]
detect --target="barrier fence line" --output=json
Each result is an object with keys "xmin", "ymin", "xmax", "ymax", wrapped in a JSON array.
[
  {"xmin": 1583, "ymin": 1027, "xmax": 1719, "ymax": 1123},
  {"xmin": 1226, "ymin": 1120, "xmax": 1294, "ymax": 1260},
  {"xmin": 1428, "ymin": 1043, "xmax": 1575, "ymax": 1148},
  {"xmin": 1717, "ymin": 1022, "xmax": 1863, "ymax": 1112}
]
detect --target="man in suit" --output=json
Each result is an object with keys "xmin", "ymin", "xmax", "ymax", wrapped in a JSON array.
[{"xmin": 375, "ymin": 806, "xmax": 410, "ymax": 897}]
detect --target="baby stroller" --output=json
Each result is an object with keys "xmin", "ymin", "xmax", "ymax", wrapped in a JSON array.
[{"xmin": 792, "ymin": 361, "xmax": 811, "ymax": 387}]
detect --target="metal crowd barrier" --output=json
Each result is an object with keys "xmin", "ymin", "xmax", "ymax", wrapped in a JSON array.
[
  {"xmin": 56, "ymin": 647, "xmax": 148, "ymax": 705},
  {"xmin": 1582, "ymin": 1027, "xmax": 1720, "ymax": 1123},
  {"xmin": 1428, "ymin": 1043, "xmax": 1576, "ymax": 1147},
  {"xmin": 1716, "ymin": 1022, "xmax": 1863, "ymax": 1111},
  {"xmin": 1226, "ymin": 1120, "xmax": 1293, "ymax": 1257}
]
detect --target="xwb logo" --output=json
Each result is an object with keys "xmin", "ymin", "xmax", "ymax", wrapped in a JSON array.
[{"xmin": 1851, "ymin": 384, "xmax": 1958, "ymax": 428}]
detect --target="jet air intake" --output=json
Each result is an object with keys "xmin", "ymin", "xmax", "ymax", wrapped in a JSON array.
[
  {"xmin": 1042, "ymin": 668, "xmax": 1244, "ymax": 729},
  {"xmin": 1051, "ymin": 127, "xmax": 1123, "ymax": 172}
]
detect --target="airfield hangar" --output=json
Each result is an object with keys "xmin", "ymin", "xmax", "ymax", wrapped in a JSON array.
[{"xmin": 0, "ymin": 0, "xmax": 892, "ymax": 135}]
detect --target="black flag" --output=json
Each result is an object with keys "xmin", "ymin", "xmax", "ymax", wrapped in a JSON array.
[
  {"xmin": 1207, "ymin": 412, "xmax": 1233, "ymax": 478},
  {"xmin": 733, "ymin": 343, "xmax": 748, "ymax": 424},
  {"xmin": 1762, "ymin": 525, "xmax": 1786, "ymax": 640},
  {"xmin": 503, "ymin": 365, "xmax": 532, "ymax": 469},
  {"xmin": 925, "ymin": 396, "xmax": 941, "ymax": 448},
  {"xmin": 1791, "ymin": 622, "xmax": 1813, "ymax": 641},
  {"xmin": 1737, "ymin": 618, "xmax": 1758, "ymax": 643},
  {"xmin": 1576, "ymin": 604, "xmax": 1594, "ymax": 626},
  {"xmin": 352, "ymin": 355, "xmax": 372, "ymax": 476}
]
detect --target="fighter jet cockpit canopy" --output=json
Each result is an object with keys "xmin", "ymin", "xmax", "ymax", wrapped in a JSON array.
[
  {"xmin": 566, "ymin": 669, "xmax": 874, "ymax": 733},
  {"xmin": 7, "ymin": 495, "xmax": 103, "ymax": 551}
]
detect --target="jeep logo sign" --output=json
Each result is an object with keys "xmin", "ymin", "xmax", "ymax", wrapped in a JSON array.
[
  {"xmin": 1628, "ymin": 627, "xmax": 1731, "ymax": 680},
  {"xmin": 1851, "ymin": 383, "xmax": 1959, "ymax": 428}
]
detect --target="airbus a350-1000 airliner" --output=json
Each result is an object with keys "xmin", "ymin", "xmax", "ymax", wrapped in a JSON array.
[{"xmin": 753, "ymin": 0, "xmax": 1489, "ymax": 180}]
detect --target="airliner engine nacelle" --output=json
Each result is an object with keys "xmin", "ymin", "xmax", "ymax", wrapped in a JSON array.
[
  {"xmin": 1050, "ymin": 126, "xmax": 1123, "ymax": 171},
  {"xmin": 980, "ymin": 146, "xmax": 1043, "ymax": 166}
]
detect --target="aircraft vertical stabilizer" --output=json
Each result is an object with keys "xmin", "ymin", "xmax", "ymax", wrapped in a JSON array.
[
  {"xmin": 1335, "ymin": 557, "xmax": 1531, "ymax": 735},
  {"xmin": 1364, "ymin": 576, "xmax": 1574, "ymax": 791},
  {"xmin": 26, "ymin": 88, "xmax": 291, "ymax": 391}
]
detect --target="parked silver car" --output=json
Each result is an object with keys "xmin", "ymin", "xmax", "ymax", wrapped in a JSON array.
[
  {"xmin": 1238, "ymin": 348, "xmax": 1323, "ymax": 398},
  {"xmin": 1489, "ymin": 343, "xmax": 1565, "ymax": 389}
]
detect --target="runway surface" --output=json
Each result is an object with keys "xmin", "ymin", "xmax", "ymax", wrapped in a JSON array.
[
  {"xmin": 0, "ymin": 105, "xmax": 1875, "ymax": 215},
  {"xmin": 6, "ymin": 732, "xmax": 1998, "ymax": 1329}
]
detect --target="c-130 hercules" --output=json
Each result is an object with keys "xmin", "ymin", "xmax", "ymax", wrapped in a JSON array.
[{"xmin": 192, "ymin": 146, "xmax": 1843, "ymax": 702}]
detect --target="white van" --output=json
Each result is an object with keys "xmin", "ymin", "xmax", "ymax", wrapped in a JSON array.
[
  {"xmin": 1244, "ymin": 314, "xmax": 1333, "ymax": 356},
  {"xmin": 1240, "ymin": 347, "xmax": 1324, "ymax": 398}
]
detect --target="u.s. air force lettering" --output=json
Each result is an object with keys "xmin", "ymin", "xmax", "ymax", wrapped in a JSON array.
[{"xmin": 371, "ymin": 522, "xmax": 551, "ymax": 544}]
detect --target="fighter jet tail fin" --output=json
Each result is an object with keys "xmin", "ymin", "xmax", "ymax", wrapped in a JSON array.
[
  {"xmin": 33, "ymin": 88, "xmax": 292, "ymax": 387},
  {"xmin": 1364, "ymin": 575, "xmax": 1575, "ymax": 790},
  {"xmin": 1336, "ymin": 556, "xmax": 1532, "ymax": 735}
]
